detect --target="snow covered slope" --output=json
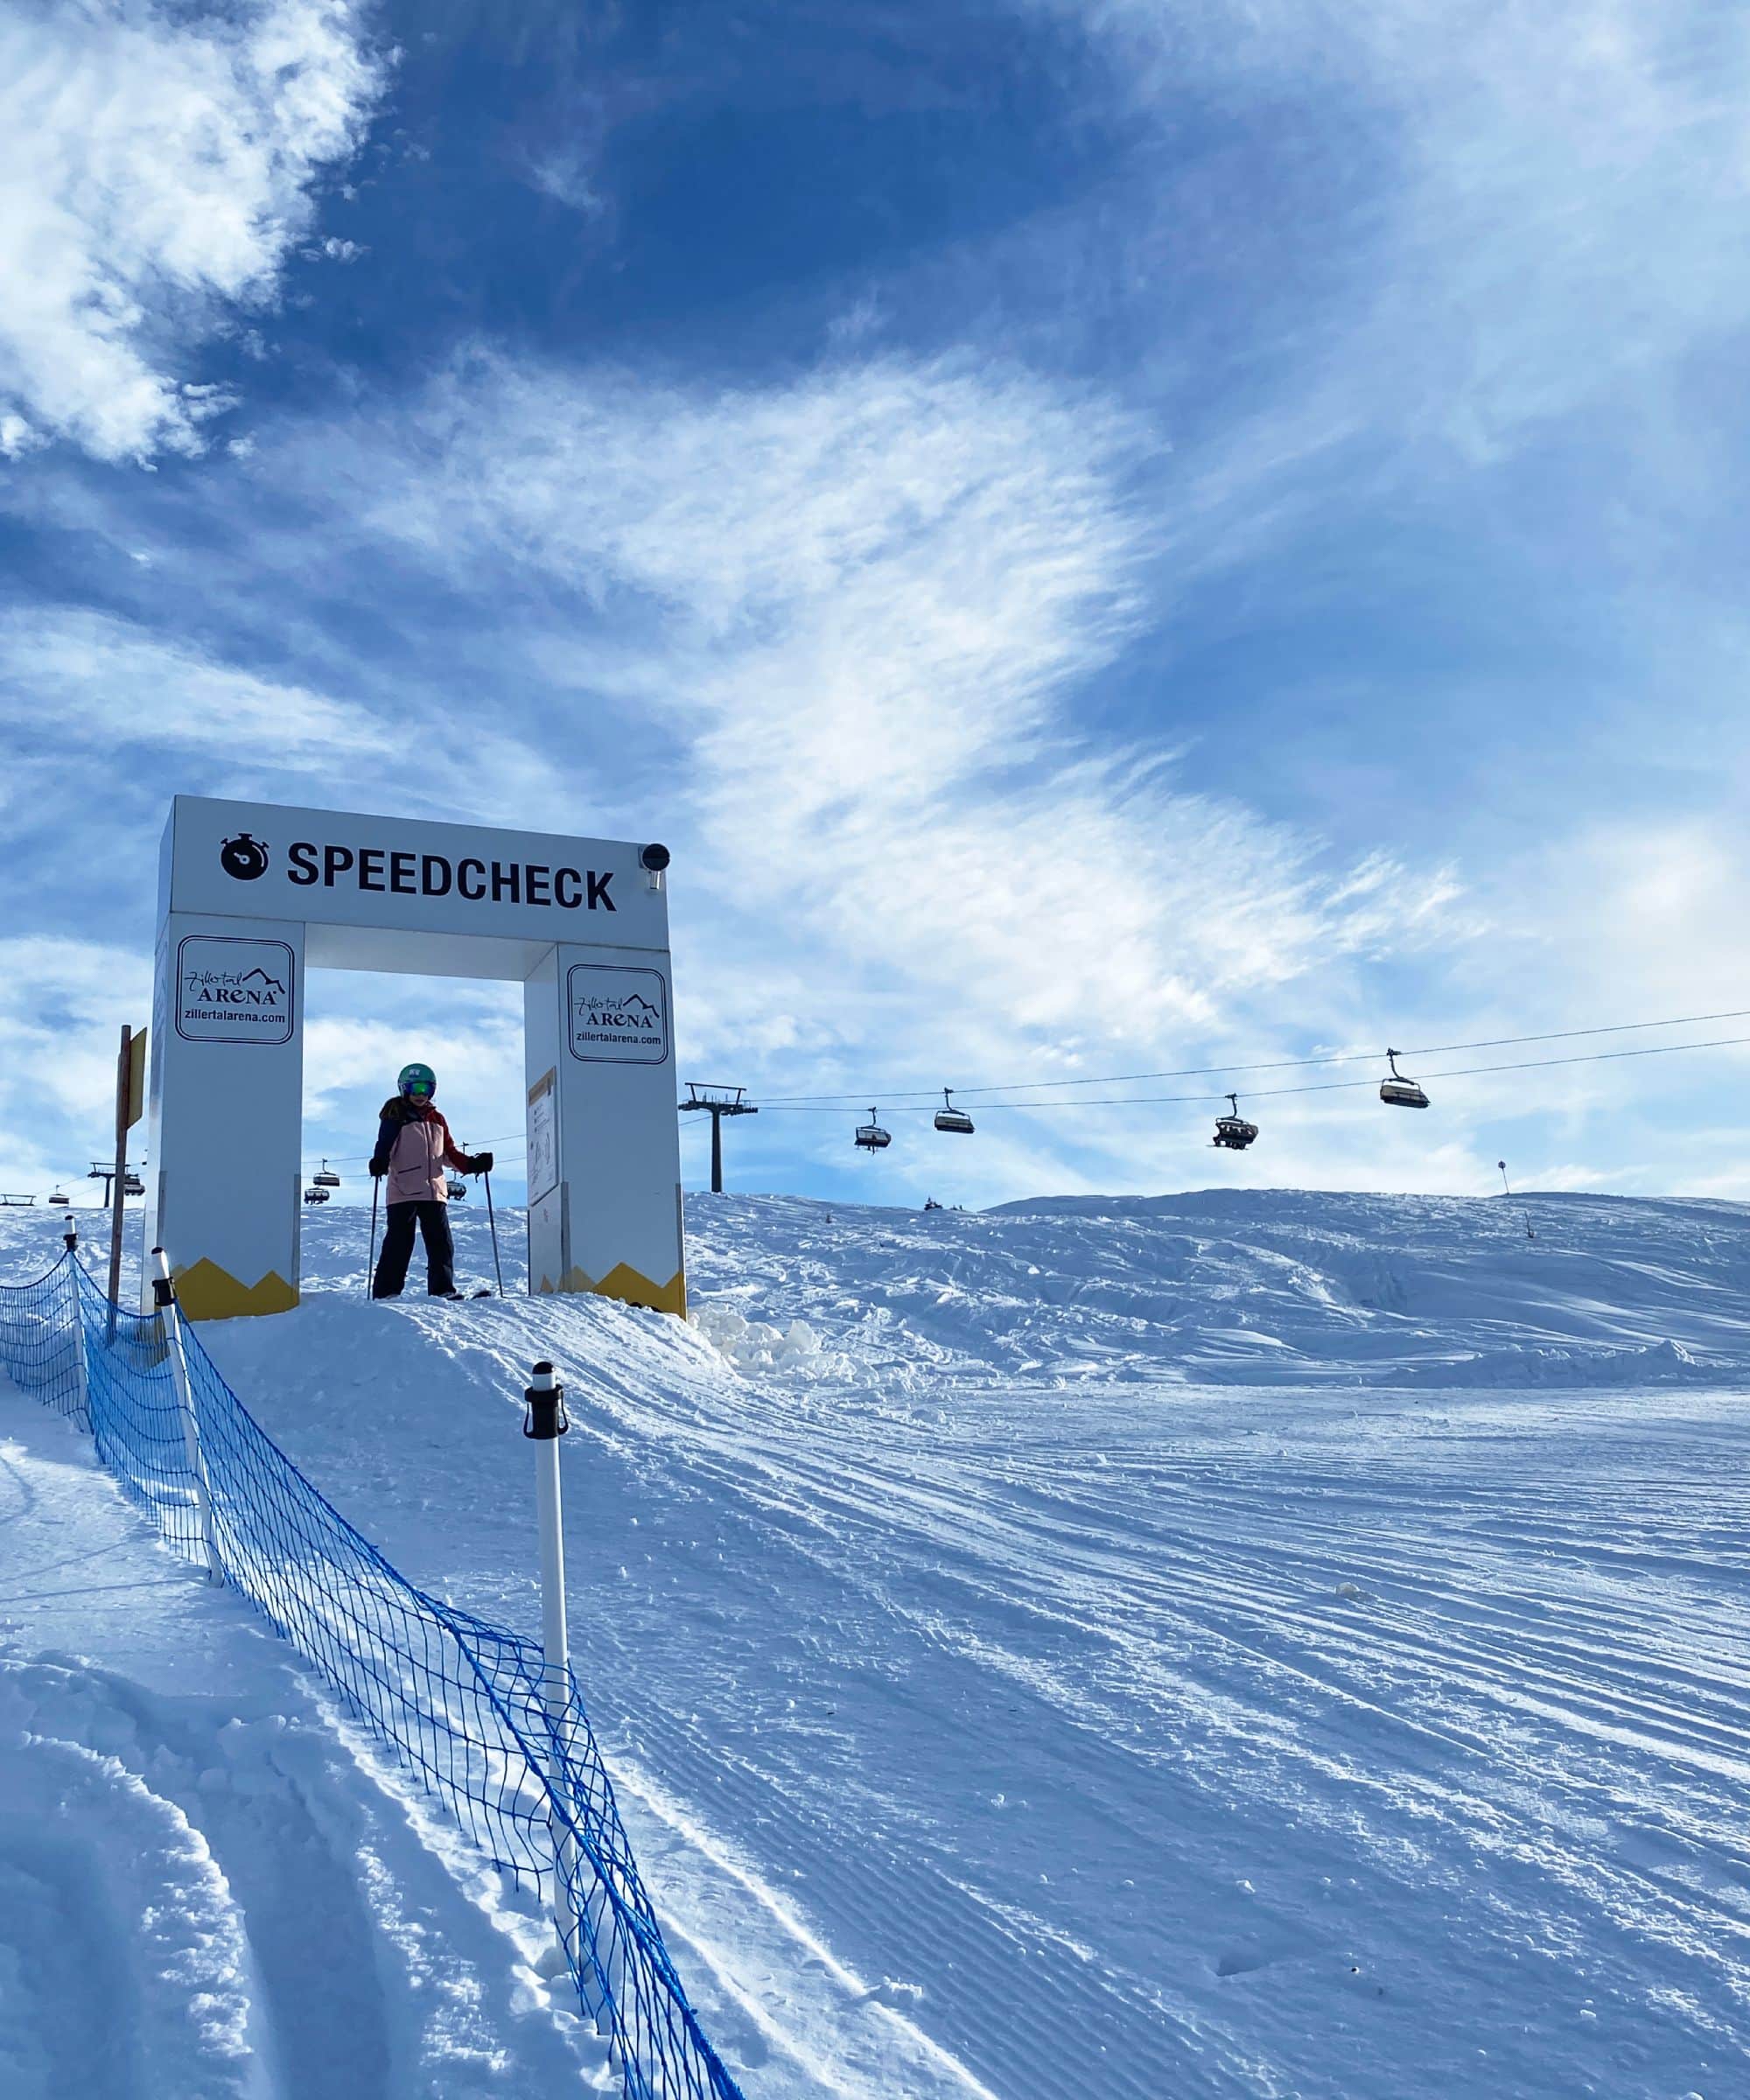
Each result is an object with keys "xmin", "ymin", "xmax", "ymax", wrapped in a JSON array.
[
  {"xmin": 687, "ymin": 1186, "xmax": 1750, "ymax": 1390},
  {"xmin": 5, "ymin": 1188, "xmax": 1750, "ymax": 2098},
  {"xmin": 0, "ymin": 1384, "xmax": 613, "ymax": 2096}
]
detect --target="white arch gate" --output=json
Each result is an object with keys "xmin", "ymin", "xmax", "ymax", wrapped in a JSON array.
[{"xmin": 145, "ymin": 795, "xmax": 685, "ymax": 1321}]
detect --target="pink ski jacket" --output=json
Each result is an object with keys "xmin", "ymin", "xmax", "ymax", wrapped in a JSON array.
[{"xmin": 374, "ymin": 1100, "xmax": 471, "ymax": 1205}]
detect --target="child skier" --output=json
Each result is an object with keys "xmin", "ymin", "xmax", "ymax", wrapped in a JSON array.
[{"xmin": 369, "ymin": 1063, "xmax": 494, "ymax": 1298}]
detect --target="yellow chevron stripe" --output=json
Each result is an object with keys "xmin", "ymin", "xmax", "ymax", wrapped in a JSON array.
[
  {"xmin": 535, "ymin": 1262, "xmax": 687, "ymax": 1318},
  {"xmin": 173, "ymin": 1258, "xmax": 299, "ymax": 1322}
]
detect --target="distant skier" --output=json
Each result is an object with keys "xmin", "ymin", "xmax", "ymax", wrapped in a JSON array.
[{"xmin": 369, "ymin": 1063, "xmax": 493, "ymax": 1299}]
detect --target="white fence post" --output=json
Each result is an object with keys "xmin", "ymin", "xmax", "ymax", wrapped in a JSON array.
[
  {"xmin": 151, "ymin": 1247, "xmax": 219, "ymax": 1583},
  {"xmin": 524, "ymin": 1361, "xmax": 598, "ymax": 2004},
  {"xmin": 62, "ymin": 1223, "xmax": 89, "ymax": 1424}
]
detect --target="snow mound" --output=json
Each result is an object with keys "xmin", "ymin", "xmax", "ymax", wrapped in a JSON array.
[
  {"xmin": 1401, "ymin": 1334, "xmax": 1713, "ymax": 1388},
  {"xmin": 687, "ymin": 1305, "xmax": 846, "ymax": 1377}
]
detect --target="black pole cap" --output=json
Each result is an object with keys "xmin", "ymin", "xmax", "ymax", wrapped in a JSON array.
[{"xmin": 523, "ymin": 1362, "xmax": 570, "ymax": 1439}]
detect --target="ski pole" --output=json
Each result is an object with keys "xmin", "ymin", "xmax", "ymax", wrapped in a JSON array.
[
  {"xmin": 484, "ymin": 1169, "xmax": 505, "ymax": 1297},
  {"xmin": 366, "ymin": 1174, "xmax": 380, "ymax": 1297}
]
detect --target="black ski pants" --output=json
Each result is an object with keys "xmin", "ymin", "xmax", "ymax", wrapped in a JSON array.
[{"xmin": 373, "ymin": 1199, "xmax": 456, "ymax": 1298}]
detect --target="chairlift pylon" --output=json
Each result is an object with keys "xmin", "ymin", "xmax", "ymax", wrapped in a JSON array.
[
  {"xmin": 313, "ymin": 1158, "xmax": 341, "ymax": 1189},
  {"xmin": 1212, "ymin": 1092, "xmax": 1259, "ymax": 1150},
  {"xmin": 855, "ymin": 1109, "xmax": 892, "ymax": 1152},
  {"xmin": 1380, "ymin": 1047, "xmax": 1430, "ymax": 1110},
  {"xmin": 933, "ymin": 1088, "xmax": 975, "ymax": 1136}
]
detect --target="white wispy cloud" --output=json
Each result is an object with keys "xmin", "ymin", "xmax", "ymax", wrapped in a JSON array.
[
  {"xmin": 257, "ymin": 334, "xmax": 1750, "ymax": 1200},
  {"xmin": 0, "ymin": 936, "xmax": 152, "ymax": 1190},
  {"xmin": 519, "ymin": 145, "xmax": 607, "ymax": 220},
  {"xmin": 1032, "ymin": 0, "xmax": 1750, "ymax": 482},
  {"xmin": 0, "ymin": 606, "xmax": 397, "ymax": 760},
  {"xmin": 0, "ymin": 0, "xmax": 380, "ymax": 463},
  {"xmin": 1495, "ymin": 814, "xmax": 1750, "ymax": 1023},
  {"xmin": 0, "ymin": 605, "xmax": 570, "ymax": 832},
  {"xmin": 262, "ymin": 349, "xmax": 1462, "ymax": 1117},
  {"xmin": 299, "ymin": 1003, "xmax": 522, "ymax": 1156},
  {"xmin": 2, "ymin": 4, "xmax": 1740, "ymax": 1205}
]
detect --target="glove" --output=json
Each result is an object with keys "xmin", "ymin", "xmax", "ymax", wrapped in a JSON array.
[
  {"xmin": 368, "ymin": 1157, "xmax": 388, "ymax": 1178},
  {"xmin": 472, "ymin": 1151, "xmax": 494, "ymax": 1175}
]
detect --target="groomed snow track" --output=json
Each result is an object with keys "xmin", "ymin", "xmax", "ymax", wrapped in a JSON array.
[{"xmin": 4, "ymin": 1187, "xmax": 1750, "ymax": 2098}]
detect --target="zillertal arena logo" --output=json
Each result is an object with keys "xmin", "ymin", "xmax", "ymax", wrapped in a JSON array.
[
  {"xmin": 186, "ymin": 962, "xmax": 287, "ymax": 1010},
  {"xmin": 219, "ymin": 832, "xmax": 270, "ymax": 880},
  {"xmin": 175, "ymin": 935, "xmax": 296, "ymax": 1045}
]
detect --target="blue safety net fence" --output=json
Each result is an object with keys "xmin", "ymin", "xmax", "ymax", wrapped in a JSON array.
[{"xmin": 0, "ymin": 1247, "xmax": 746, "ymax": 2100}]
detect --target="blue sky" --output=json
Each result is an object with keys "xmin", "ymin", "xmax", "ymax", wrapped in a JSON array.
[{"xmin": 2, "ymin": 0, "xmax": 1747, "ymax": 1209}]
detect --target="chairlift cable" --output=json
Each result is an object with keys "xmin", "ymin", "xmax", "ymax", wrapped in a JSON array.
[
  {"xmin": 756, "ymin": 1003, "xmax": 1750, "ymax": 1104},
  {"xmin": 292, "ymin": 1005, "xmax": 1750, "ymax": 1165},
  {"xmin": 755, "ymin": 1029, "xmax": 1750, "ymax": 1110}
]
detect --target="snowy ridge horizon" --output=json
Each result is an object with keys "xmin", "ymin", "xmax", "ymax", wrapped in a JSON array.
[
  {"xmin": 8, "ymin": 1182, "xmax": 1746, "ymax": 1391},
  {"xmin": 677, "ymin": 1184, "xmax": 1750, "ymax": 1391}
]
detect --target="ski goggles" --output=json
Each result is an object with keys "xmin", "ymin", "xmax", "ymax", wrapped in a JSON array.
[{"xmin": 400, "ymin": 1078, "xmax": 434, "ymax": 1099}]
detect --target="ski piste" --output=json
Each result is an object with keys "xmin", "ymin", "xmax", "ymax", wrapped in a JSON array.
[
  {"xmin": 370, "ymin": 1286, "xmax": 494, "ymax": 1301},
  {"xmin": 6, "ymin": 1186, "xmax": 1750, "ymax": 2099}
]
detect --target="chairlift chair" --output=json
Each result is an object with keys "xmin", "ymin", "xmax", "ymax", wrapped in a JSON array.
[
  {"xmin": 313, "ymin": 1159, "xmax": 341, "ymax": 1189},
  {"xmin": 304, "ymin": 1185, "xmax": 331, "ymax": 1205},
  {"xmin": 446, "ymin": 1175, "xmax": 468, "ymax": 1200},
  {"xmin": 855, "ymin": 1110, "xmax": 892, "ymax": 1152},
  {"xmin": 122, "ymin": 1172, "xmax": 144, "ymax": 1196},
  {"xmin": 47, "ymin": 1189, "xmax": 70, "ymax": 1207},
  {"xmin": 1380, "ymin": 1048, "xmax": 1430, "ymax": 1110},
  {"xmin": 933, "ymin": 1088, "xmax": 975, "ymax": 1136},
  {"xmin": 1212, "ymin": 1093, "xmax": 1260, "ymax": 1150}
]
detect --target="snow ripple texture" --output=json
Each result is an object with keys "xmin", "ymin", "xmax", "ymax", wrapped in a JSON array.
[
  {"xmin": 4, "ymin": 1185, "xmax": 1750, "ymax": 2097},
  {"xmin": 0, "ymin": 1245, "xmax": 741, "ymax": 2100}
]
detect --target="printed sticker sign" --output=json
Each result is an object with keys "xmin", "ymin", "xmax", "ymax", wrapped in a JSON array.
[
  {"xmin": 526, "ymin": 1067, "xmax": 559, "ymax": 1204},
  {"xmin": 566, "ymin": 964, "xmax": 668, "ymax": 1065},
  {"xmin": 175, "ymin": 936, "xmax": 296, "ymax": 1046}
]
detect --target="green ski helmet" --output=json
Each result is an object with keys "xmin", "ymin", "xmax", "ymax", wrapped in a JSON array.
[{"xmin": 398, "ymin": 1062, "xmax": 437, "ymax": 1100}]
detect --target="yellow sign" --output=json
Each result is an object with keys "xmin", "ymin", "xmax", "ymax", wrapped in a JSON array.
[{"xmin": 125, "ymin": 1026, "xmax": 148, "ymax": 1129}]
